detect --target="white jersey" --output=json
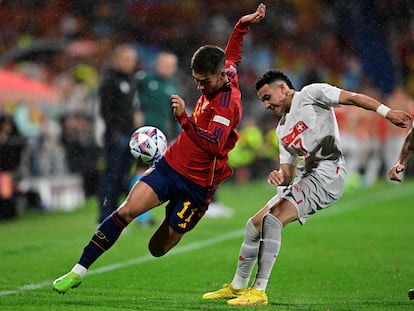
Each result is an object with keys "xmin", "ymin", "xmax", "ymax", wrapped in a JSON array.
[{"xmin": 276, "ymin": 83, "xmax": 347, "ymax": 179}]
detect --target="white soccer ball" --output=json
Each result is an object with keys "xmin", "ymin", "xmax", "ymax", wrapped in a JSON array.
[{"xmin": 129, "ymin": 126, "xmax": 168, "ymax": 164}]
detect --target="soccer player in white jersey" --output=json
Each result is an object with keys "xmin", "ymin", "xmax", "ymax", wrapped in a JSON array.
[{"xmin": 202, "ymin": 69, "xmax": 412, "ymax": 306}]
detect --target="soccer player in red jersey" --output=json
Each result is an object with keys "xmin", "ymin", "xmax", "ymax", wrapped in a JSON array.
[{"xmin": 52, "ymin": 3, "xmax": 266, "ymax": 294}]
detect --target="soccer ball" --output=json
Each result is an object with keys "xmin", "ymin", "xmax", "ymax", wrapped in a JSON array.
[{"xmin": 129, "ymin": 126, "xmax": 168, "ymax": 164}]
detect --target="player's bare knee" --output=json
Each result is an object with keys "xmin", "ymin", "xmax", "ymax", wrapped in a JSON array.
[
  {"xmin": 148, "ymin": 233, "xmax": 173, "ymax": 257},
  {"xmin": 148, "ymin": 243, "xmax": 165, "ymax": 257},
  {"xmin": 250, "ymin": 216, "xmax": 262, "ymax": 232},
  {"xmin": 149, "ymin": 240, "xmax": 179, "ymax": 258},
  {"xmin": 117, "ymin": 207, "xmax": 136, "ymax": 223},
  {"xmin": 269, "ymin": 204, "xmax": 297, "ymax": 226}
]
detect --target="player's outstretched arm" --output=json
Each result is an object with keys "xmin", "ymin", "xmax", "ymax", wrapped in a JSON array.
[
  {"xmin": 339, "ymin": 90, "xmax": 412, "ymax": 128},
  {"xmin": 225, "ymin": 3, "xmax": 266, "ymax": 67},
  {"xmin": 240, "ymin": 3, "xmax": 266, "ymax": 25}
]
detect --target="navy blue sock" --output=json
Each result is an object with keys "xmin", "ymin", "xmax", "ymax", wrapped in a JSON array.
[{"xmin": 78, "ymin": 211, "xmax": 129, "ymax": 268}]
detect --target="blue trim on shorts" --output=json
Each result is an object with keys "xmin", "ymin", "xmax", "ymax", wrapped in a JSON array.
[{"xmin": 141, "ymin": 158, "xmax": 216, "ymax": 233}]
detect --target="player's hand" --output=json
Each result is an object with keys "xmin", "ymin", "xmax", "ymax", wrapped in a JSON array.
[
  {"xmin": 171, "ymin": 94, "xmax": 185, "ymax": 120},
  {"xmin": 240, "ymin": 3, "xmax": 266, "ymax": 25},
  {"xmin": 267, "ymin": 169, "xmax": 284, "ymax": 186},
  {"xmin": 386, "ymin": 109, "xmax": 412, "ymax": 128},
  {"xmin": 388, "ymin": 163, "xmax": 405, "ymax": 182}
]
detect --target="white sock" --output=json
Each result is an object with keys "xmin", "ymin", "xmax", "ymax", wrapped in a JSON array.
[
  {"xmin": 232, "ymin": 274, "xmax": 250, "ymax": 290},
  {"xmin": 71, "ymin": 263, "xmax": 88, "ymax": 277},
  {"xmin": 253, "ymin": 213, "xmax": 282, "ymax": 291},
  {"xmin": 231, "ymin": 219, "xmax": 260, "ymax": 289},
  {"xmin": 252, "ymin": 278, "xmax": 269, "ymax": 290}
]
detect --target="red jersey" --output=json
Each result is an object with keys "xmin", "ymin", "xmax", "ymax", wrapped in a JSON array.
[{"xmin": 163, "ymin": 20, "xmax": 249, "ymax": 187}]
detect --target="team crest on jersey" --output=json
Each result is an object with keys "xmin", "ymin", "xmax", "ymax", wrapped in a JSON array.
[{"xmin": 282, "ymin": 121, "xmax": 308, "ymax": 145}]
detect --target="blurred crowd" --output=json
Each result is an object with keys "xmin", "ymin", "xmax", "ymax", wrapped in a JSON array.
[{"xmin": 1, "ymin": 0, "xmax": 414, "ymax": 211}]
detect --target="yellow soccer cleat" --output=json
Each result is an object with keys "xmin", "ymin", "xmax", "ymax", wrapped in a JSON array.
[
  {"xmin": 227, "ymin": 287, "xmax": 268, "ymax": 306},
  {"xmin": 202, "ymin": 283, "xmax": 247, "ymax": 300}
]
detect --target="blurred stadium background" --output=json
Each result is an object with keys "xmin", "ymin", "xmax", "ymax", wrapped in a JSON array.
[{"xmin": 0, "ymin": 0, "xmax": 413, "ymax": 218}]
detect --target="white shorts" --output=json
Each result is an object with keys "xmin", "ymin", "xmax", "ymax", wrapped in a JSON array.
[{"xmin": 266, "ymin": 167, "xmax": 346, "ymax": 224}]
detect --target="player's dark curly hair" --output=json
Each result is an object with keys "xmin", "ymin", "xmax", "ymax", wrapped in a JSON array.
[
  {"xmin": 191, "ymin": 45, "xmax": 225, "ymax": 74},
  {"xmin": 255, "ymin": 69, "xmax": 295, "ymax": 91}
]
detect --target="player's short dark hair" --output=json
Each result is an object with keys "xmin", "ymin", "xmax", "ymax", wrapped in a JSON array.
[
  {"xmin": 191, "ymin": 45, "xmax": 225, "ymax": 74},
  {"xmin": 255, "ymin": 69, "xmax": 295, "ymax": 91}
]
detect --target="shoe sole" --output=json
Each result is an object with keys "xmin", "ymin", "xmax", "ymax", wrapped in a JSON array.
[
  {"xmin": 202, "ymin": 295, "xmax": 239, "ymax": 300},
  {"xmin": 227, "ymin": 300, "xmax": 267, "ymax": 307},
  {"xmin": 52, "ymin": 282, "xmax": 81, "ymax": 294},
  {"xmin": 228, "ymin": 299, "xmax": 268, "ymax": 306}
]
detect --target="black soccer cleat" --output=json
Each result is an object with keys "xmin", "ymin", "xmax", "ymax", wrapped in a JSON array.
[{"xmin": 409, "ymin": 288, "xmax": 414, "ymax": 300}]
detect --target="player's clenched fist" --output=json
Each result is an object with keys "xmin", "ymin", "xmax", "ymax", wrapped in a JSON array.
[
  {"xmin": 171, "ymin": 94, "xmax": 185, "ymax": 119},
  {"xmin": 267, "ymin": 169, "xmax": 284, "ymax": 186}
]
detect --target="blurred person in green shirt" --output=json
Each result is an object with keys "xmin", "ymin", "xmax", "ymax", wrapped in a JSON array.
[
  {"xmin": 133, "ymin": 51, "xmax": 181, "ymax": 225},
  {"xmin": 134, "ymin": 51, "xmax": 181, "ymax": 142}
]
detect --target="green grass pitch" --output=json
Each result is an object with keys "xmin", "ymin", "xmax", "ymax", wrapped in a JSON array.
[{"xmin": 0, "ymin": 179, "xmax": 413, "ymax": 310}]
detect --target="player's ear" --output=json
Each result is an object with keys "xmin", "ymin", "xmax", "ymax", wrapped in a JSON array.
[{"xmin": 279, "ymin": 82, "xmax": 287, "ymax": 93}]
